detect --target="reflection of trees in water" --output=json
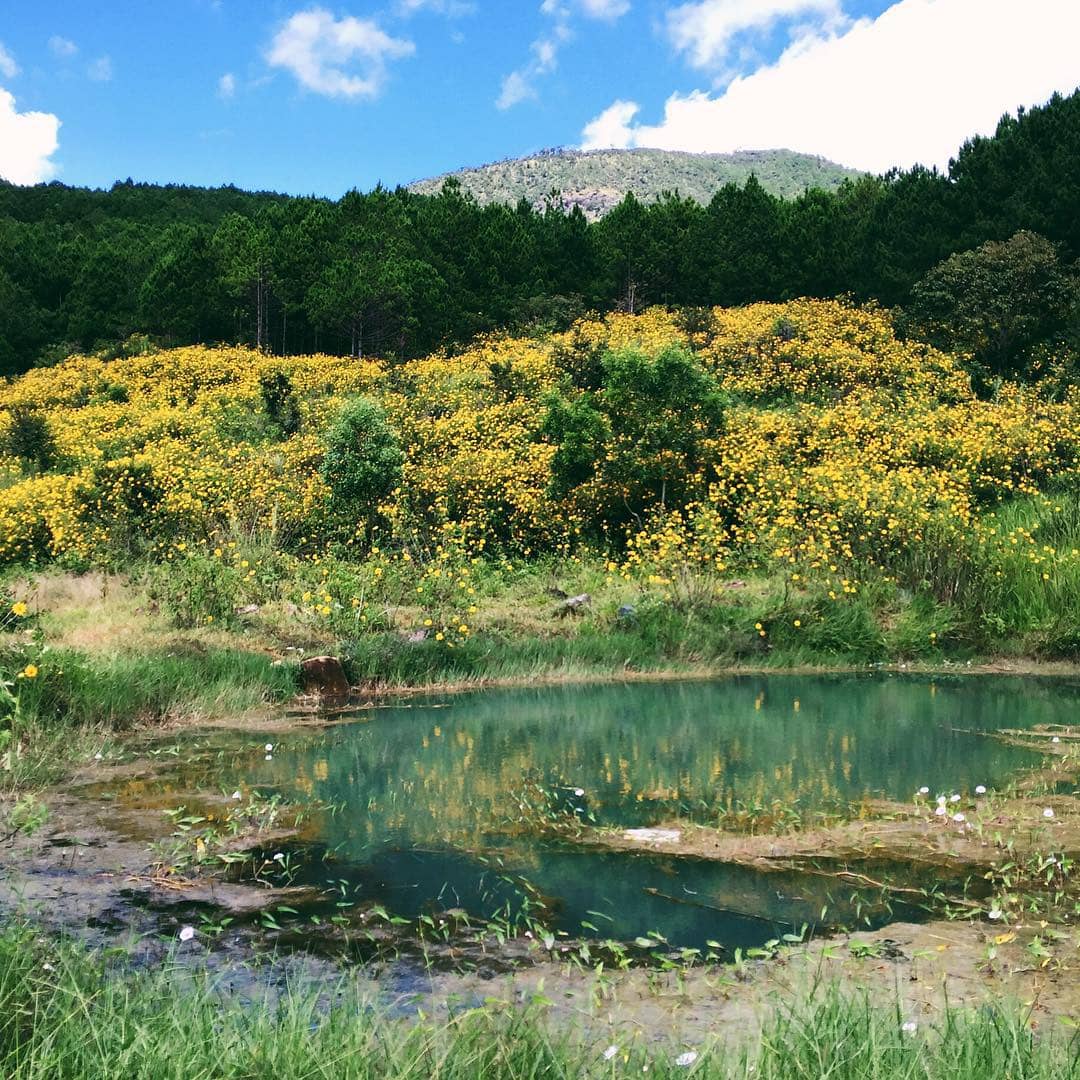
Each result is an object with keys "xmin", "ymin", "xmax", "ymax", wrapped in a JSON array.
[{"xmin": 260, "ymin": 675, "xmax": 1064, "ymax": 858}]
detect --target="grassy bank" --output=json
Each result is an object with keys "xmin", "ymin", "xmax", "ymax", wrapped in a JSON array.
[
  {"xmin": 0, "ymin": 924, "xmax": 1075, "ymax": 1079},
  {"xmin": 0, "ymin": 639, "xmax": 296, "ymax": 789}
]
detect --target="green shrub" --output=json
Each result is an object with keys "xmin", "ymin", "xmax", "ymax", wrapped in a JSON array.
[{"xmin": 320, "ymin": 398, "xmax": 404, "ymax": 535}]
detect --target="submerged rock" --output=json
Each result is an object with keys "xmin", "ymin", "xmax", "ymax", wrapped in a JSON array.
[
  {"xmin": 622, "ymin": 827, "xmax": 682, "ymax": 845},
  {"xmin": 300, "ymin": 655, "xmax": 350, "ymax": 696}
]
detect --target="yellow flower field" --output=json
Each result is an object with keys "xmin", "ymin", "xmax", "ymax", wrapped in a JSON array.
[{"xmin": 0, "ymin": 299, "xmax": 1077, "ymax": 595}]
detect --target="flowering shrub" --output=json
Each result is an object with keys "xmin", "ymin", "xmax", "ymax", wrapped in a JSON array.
[{"xmin": 0, "ymin": 300, "xmax": 1075, "ymax": 634}]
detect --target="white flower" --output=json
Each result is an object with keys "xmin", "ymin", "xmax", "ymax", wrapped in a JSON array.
[
  {"xmin": 949, "ymin": 794, "xmax": 961, "ymax": 803},
  {"xmin": 231, "ymin": 791, "xmax": 242, "ymax": 800},
  {"xmin": 604, "ymin": 1046, "xmax": 619, "ymax": 1061},
  {"xmin": 265, "ymin": 743, "xmax": 274, "ymax": 752},
  {"xmin": 934, "ymin": 806, "xmax": 947, "ymax": 817},
  {"xmin": 273, "ymin": 852, "xmax": 285, "ymax": 862},
  {"xmin": 936, "ymin": 795, "xmax": 947, "ymax": 806},
  {"xmin": 989, "ymin": 908, "xmax": 1003, "ymax": 920},
  {"xmin": 918, "ymin": 786, "xmax": 929, "ymax": 795},
  {"xmin": 94, "ymin": 752, "xmax": 103, "ymax": 761},
  {"xmin": 975, "ymin": 785, "xmax": 986, "ymax": 795},
  {"xmin": 178, "ymin": 926, "xmax": 196, "ymax": 942},
  {"xmin": 1052, "ymin": 736, "xmax": 1061, "ymax": 743},
  {"xmin": 901, "ymin": 1020, "xmax": 917, "ymax": 1034},
  {"xmin": 265, "ymin": 754, "xmax": 272, "ymax": 761},
  {"xmin": 1044, "ymin": 807, "xmax": 1055, "ymax": 819},
  {"xmin": 675, "ymin": 1051, "xmax": 698, "ymax": 1068},
  {"xmin": 574, "ymin": 788, "xmax": 585, "ymax": 797},
  {"xmin": 952, "ymin": 813, "xmax": 966, "ymax": 823}
]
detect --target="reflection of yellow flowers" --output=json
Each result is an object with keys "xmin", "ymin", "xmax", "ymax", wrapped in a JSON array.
[
  {"xmin": 10, "ymin": 602, "xmax": 27, "ymax": 617},
  {"xmin": 20, "ymin": 664, "xmax": 38, "ymax": 679}
]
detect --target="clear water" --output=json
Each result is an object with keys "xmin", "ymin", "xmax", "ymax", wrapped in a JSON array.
[{"xmin": 192, "ymin": 675, "xmax": 1080, "ymax": 950}]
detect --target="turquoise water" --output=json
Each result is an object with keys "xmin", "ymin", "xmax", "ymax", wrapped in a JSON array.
[{"xmin": 208, "ymin": 675, "xmax": 1079, "ymax": 949}]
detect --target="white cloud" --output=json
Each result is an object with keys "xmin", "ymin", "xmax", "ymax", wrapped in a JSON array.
[
  {"xmin": 543, "ymin": 0, "xmax": 630, "ymax": 17},
  {"xmin": 88, "ymin": 55, "xmax": 113, "ymax": 82},
  {"xmin": 581, "ymin": 99, "xmax": 639, "ymax": 148},
  {"xmin": 497, "ymin": 70, "xmax": 535, "ymax": 110},
  {"xmin": 579, "ymin": 0, "xmax": 631, "ymax": 18},
  {"xmin": 48, "ymin": 36, "xmax": 79, "ymax": 58},
  {"xmin": 267, "ymin": 8, "xmax": 414, "ymax": 99},
  {"xmin": 395, "ymin": 0, "xmax": 476, "ymax": 15},
  {"xmin": 581, "ymin": 0, "xmax": 1080, "ymax": 173},
  {"xmin": 0, "ymin": 88, "xmax": 60, "ymax": 184},
  {"xmin": 218, "ymin": 72, "xmax": 237, "ymax": 98},
  {"xmin": 666, "ymin": 0, "xmax": 843, "ymax": 70},
  {"xmin": 498, "ymin": 0, "xmax": 628, "ymax": 110},
  {"xmin": 0, "ymin": 42, "xmax": 18, "ymax": 79}
]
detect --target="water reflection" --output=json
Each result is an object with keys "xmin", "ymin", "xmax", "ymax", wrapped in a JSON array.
[{"xmin": 125, "ymin": 674, "xmax": 1078, "ymax": 949}]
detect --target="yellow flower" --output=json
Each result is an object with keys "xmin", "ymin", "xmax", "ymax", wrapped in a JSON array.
[
  {"xmin": 10, "ymin": 602, "xmax": 28, "ymax": 618},
  {"xmin": 20, "ymin": 664, "xmax": 38, "ymax": 679},
  {"xmin": 793, "ymin": 619, "xmax": 802, "ymax": 628}
]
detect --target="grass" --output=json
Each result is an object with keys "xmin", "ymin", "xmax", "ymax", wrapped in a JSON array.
[
  {"xmin": 0, "ymin": 924, "xmax": 1077, "ymax": 1079},
  {"xmin": 0, "ymin": 646, "xmax": 297, "ymax": 789}
]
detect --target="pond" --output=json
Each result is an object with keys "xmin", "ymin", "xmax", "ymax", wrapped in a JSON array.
[{"xmin": 132, "ymin": 672, "xmax": 1076, "ymax": 957}]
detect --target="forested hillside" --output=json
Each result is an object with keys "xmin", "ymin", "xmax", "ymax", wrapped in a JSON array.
[
  {"xmin": 1, "ymin": 88, "xmax": 1079, "ymax": 378},
  {"xmin": 407, "ymin": 147, "xmax": 859, "ymax": 217}
]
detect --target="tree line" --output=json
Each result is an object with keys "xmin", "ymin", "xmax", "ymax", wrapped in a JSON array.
[{"xmin": 2, "ymin": 87, "xmax": 1080, "ymax": 378}]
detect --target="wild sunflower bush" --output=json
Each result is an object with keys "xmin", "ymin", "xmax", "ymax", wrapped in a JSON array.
[{"xmin": 0, "ymin": 299, "xmax": 1077, "ymax": 655}]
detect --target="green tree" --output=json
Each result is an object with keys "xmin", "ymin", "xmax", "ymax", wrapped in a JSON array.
[
  {"xmin": 319, "ymin": 398, "xmax": 405, "ymax": 533},
  {"xmin": 542, "ymin": 345, "xmax": 725, "ymax": 530},
  {"xmin": 904, "ymin": 230, "xmax": 1078, "ymax": 381}
]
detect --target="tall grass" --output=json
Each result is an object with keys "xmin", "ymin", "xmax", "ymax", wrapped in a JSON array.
[
  {"xmin": 13, "ymin": 647, "xmax": 297, "ymax": 729},
  {"xmin": 1, "ymin": 648, "xmax": 297, "ymax": 788},
  {"xmin": 0, "ymin": 926, "xmax": 1077, "ymax": 1079}
]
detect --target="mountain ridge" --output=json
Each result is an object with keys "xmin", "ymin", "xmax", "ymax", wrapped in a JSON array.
[{"xmin": 407, "ymin": 146, "xmax": 863, "ymax": 218}]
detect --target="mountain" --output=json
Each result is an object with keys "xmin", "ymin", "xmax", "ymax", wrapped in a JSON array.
[{"xmin": 407, "ymin": 147, "xmax": 862, "ymax": 218}]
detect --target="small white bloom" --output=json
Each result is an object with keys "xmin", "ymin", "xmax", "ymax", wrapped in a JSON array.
[
  {"xmin": 918, "ymin": 786, "xmax": 929, "ymax": 795},
  {"xmin": 178, "ymin": 926, "xmax": 196, "ymax": 942},
  {"xmin": 952, "ymin": 813, "xmax": 966, "ymax": 823},
  {"xmin": 273, "ymin": 852, "xmax": 285, "ymax": 862},
  {"xmin": 988, "ymin": 908, "xmax": 1003, "ymax": 920},
  {"xmin": 265, "ymin": 743, "xmax": 274, "ymax": 752},
  {"xmin": 42, "ymin": 962, "xmax": 54, "ymax": 972},
  {"xmin": 574, "ymin": 788, "xmax": 585, "ymax": 797},
  {"xmin": 675, "ymin": 1051, "xmax": 698, "ymax": 1068},
  {"xmin": 1052, "ymin": 736, "xmax": 1061, "ymax": 743},
  {"xmin": 901, "ymin": 1020, "xmax": 917, "ymax": 1034},
  {"xmin": 936, "ymin": 795, "xmax": 947, "ymax": 806},
  {"xmin": 934, "ymin": 806, "xmax": 947, "ymax": 817},
  {"xmin": 94, "ymin": 752, "xmax": 103, "ymax": 761},
  {"xmin": 1044, "ymin": 807, "xmax": 1055, "ymax": 819},
  {"xmin": 265, "ymin": 754, "xmax": 272, "ymax": 761},
  {"xmin": 604, "ymin": 1046, "xmax": 618, "ymax": 1061},
  {"xmin": 231, "ymin": 791, "xmax": 242, "ymax": 800},
  {"xmin": 975, "ymin": 785, "xmax": 987, "ymax": 795},
  {"xmin": 949, "ymin": 794, "xmax": 961, "ymax": 803}
]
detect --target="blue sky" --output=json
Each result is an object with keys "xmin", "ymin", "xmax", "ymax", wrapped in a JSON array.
[{"xmin": 1, "ymin": 0, "xmax": 1078, "ymax": 195}]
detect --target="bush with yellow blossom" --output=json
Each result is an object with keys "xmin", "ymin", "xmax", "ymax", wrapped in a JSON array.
[{"xmin": 0, "ymin": 299, "xmax": 1077, "ymax": 657}]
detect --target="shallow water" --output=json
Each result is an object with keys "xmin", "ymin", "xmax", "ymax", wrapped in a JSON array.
[{"xmin": 172, "ymin": 672, "xmax": 1069, "ymax": 951}]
